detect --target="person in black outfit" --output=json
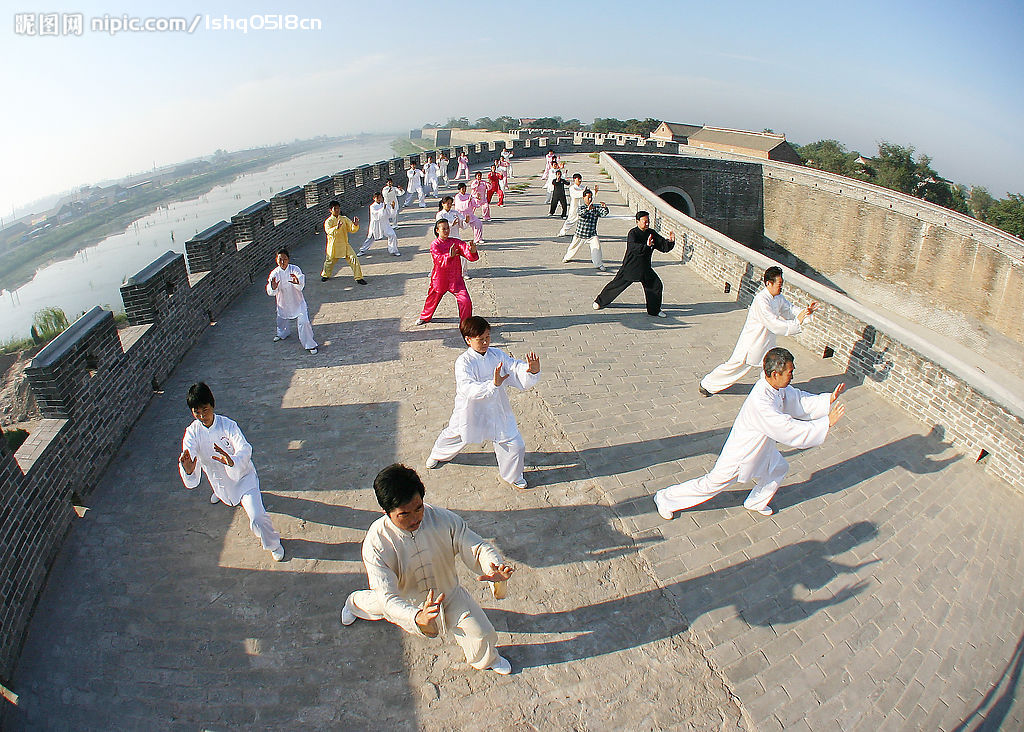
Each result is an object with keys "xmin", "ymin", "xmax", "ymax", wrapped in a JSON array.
[
  {"xmin": 593, "ymin": 210, "xmax": 676, "ymax": 317},
  {"xmin": 549, "ymin": 170, "xmax": 570, "ymax": 217}
]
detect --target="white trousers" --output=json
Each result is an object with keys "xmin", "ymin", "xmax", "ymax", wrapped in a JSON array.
[
  {"xmin": 404, "ymin": 187, "xmax": 425, "ymax": 207},
  {"xmin": 455, "ymin": 164, "xmax": 469, "ymax": 180},
  {"xmin": 276, "ymin": 312, "xmax": 317, "ymax": 350},
  {"xmin": 657, "ymin": 451, "xmax": 789, "ymax": 513},
  {"xmin": 425, "ymin": 179, "xmax": 439, "ymax": 197},
  {"xmin": 345, "ymin": 585, "xmax": 498, "ymax": 669},
  {"xmin": 559, "ymin": 201, "xmax": 581, "ymax": 235},
  {"xmin": 220, "ymin": 487, "xmax": 282, "ymax": 552},
  {"xmin": 700, "ymin": 360, "xmax": 755, "ymax": 394},
  {"xmin": 360, "ymin": 229, "xmax": 399, "ymax": 255},
  {"xmin": 563, "ymin": 235, "xmax": 604, "ymax": 268},
  {"xmin": 429, "ymin": 425, "xmax": 526, "ymax": 486}
]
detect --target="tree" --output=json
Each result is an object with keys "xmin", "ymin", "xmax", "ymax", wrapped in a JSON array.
[
  {"xmin": 624, "ymin": 117, "xmax": 661, "ymax": 136},
  {"xmin": 493, "ymin": 116, "xmax": 518, "ymax": 132},
  {"xmin": 473, "ymin": 117, "xmax": 494, "ymax": 130},
  {"xmin": 592, "ymin": 117, "xmax": 627, "ymax": 134},
  {"xmin": 532, "ymin": 116, "xmax": 563, "ymax": 129},
  {"xmin": 441, "ymin": 117, "xmax": 470, "ymax": 129},
  {"xmin": 32, "ymin": 306, "xmax": 70, "ymax": 342},
  {"xmin": 870, "ymin": 142, "xmax": 920, "ymax": 195},
  {"xmin": 798, "ymin": 140, "xmax": 857, "ymax": 176},
  {"xmin": 562, "ymin": 118, "xmax": 584, "ymax": 131},
  {"xmin": 984, "ymin": 194, "xmax": 1024, "ymax": 238},
  {"xmin": 968, "ymin": 186, "xmax": 996, "ymax": 220}
]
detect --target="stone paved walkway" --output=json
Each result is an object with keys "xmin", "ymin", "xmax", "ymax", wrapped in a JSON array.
[{"xmin": 6, "ymin": 154, "xmax": 1023, "ymax": 731}]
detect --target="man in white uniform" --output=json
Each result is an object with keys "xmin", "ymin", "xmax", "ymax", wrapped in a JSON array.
[
  {"xmin": 699, "ymin": 266, "xmax": 818, "ymax": 396},
  {"xmin": 381, "ymin": 178, "xmax": 404, "ymax": 223},
  {"xmin": 358, "ymin": 192, "xmax": 400, "ymax": 256},
  {"xmin": 423, "ymin": 156, "xmax": 440, "ymax": 198},
  {"xmin": 655, "ymin": 348, "xmax": 846, "ymax": 518},
  {"xmin": 404, "ymin": 161, "xmax": 426, "ymax": 208},
  {"xmin": 266, "ymin": 247, "xmax": 318, "ymax": 354},
  {"xmin": 427, "ymin": 316, "xmax": 541, "ymax": 489},
  {"xmin": 342, "ymin": 464, "xmax": 515, "ymax": 674},
  {"xmin": 178, "ymin": 382, "xmax": 285, "ymax": 561}
]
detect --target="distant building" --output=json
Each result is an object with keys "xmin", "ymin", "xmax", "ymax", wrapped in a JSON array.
[
  {"xmin": 685, "ymin": 127, "xmax": 803, "ymax": 163},
  {"xmin": 650, "ymin": 121, "xmax": 703, "ymax": 144},
  {"xmin": 518, "ymin": 118, "xmax": 538, "ymax": 128}
]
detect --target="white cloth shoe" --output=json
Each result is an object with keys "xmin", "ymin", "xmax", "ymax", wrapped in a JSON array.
[
  {"xmin": 210, "ymin": 493, "xmax": 220, "ymax": 504},
  {"xmin": 341, "ymin": 605, "xmax": 356, "ymax": 626},
  {"xmin": 653, "ymin": 491, "xmax": 675, "ymax": 520},
  {"xmin": 592, "ymin": 302, "xmax": 602, "ymax": 310},
  {"xmin": 271, "ymin": 545, "xmax": 285, "ymax": 561},
  {"xmin": 425, "ymin": 457, "xmax": 440, "ymax": 469},
  {"xmin": 487, "ymin": 656, "xmax": 512, "ymax": 675},
  {"xmin": 746, "ymin": 506, "xmax": 774, "ymax": 516}
]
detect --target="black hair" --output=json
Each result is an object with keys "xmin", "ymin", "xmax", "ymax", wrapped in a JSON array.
[
  {"xmin": 386, "ymin": 177, "xmax": 394, "ymax": 184},
  {"xmin": 373, "ymin": 464, "xmax": 426, "ymax": 513},
  {"xmin": 763, "ymin": 347, "xmax": 794, "ymax": 377},
  {"xmin": 186, "ymin": 382, "xmax": 215, "ymax": 410},
  {"xmin": 764, "ymin": 266, "xmax": 784, "ymax": 285},
  {"xmin": 635, "ymin": 211, "xmax": 650, "ymax": 222},
  {"xmin": 276, "ymin": 247, "xmax": 290, "ymax": 259},
  {"xmin": 433, "ymin": 219, "xmax": 450, "ymax": 236},
  {"xmin": 460, "ymin": 315, "xmax": 490, "ymax": 339},
  {"xmin": 583, "ymin": 188, "xmax": 593, "ymax": 198},
  {"xmin": 328, "ymin": 200, "xmax": 340, "ymax": 209},
  {"xmin": 572, "ymin": 173, "xmax": 582, "ymax": 181},
  {"xmin": 458, "ymin": 183, "xmax": 467, "ymax": 191}
]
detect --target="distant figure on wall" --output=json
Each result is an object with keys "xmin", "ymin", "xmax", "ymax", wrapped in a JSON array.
[
  {"xmin": 382, "ymin": 178, "xmax": 405, "ymax": 223},
  {"xmin": 424, "ymin": 156, "xmax": 440, "ymax": 198},
  {"xmin": 178, "ymin": 382, "xmax": 285, "ymax": 561},
  {"xmin": 548, "ymin": 169, "xmax": 569, "ymax": 217},
  {"xmin": 437, "ymin": 152, "xmax": 450, "ymax": 187},
  {"xmin": 359, "ymin": 192, "xmax": 401, "ymax": 257},
  {"xmin": 558, "ymin": 174, "xmax": 595, "ymax": 236},
  {"xmin": 698, "ymin": 266, "xmax": 819, "ymax": 397},
  {"xmin": 404, "ymin": 161, "xmax": 426, "ymax": 208},
  {"xmin": 321, "ymin": 201, "xmax": 366, "ymax": 284},
  {"xmin": 454, "ymin": 152, "xmax": 470, "ymax": 181},
  {"xmin": 267, "ymin": 247, "xmax": 318, "ymax": 354}
]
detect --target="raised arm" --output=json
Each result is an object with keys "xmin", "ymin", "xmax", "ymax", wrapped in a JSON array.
[
  {"xmin": 753, "ymin": 293, "xmax": 803, "ymax": 336},
  {"xmin": 178, "ymin": 427, "xmax": 202, "ymax": 489}
]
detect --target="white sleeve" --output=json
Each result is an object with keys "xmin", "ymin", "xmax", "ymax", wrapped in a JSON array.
[
  {"xmin": 223, "ymin": 420, "xmax": 254, "ymax": 483},
  {"xmin": 754, "ymin": 295, "xmax": 801, "ymax": 337},
  {"xmin": 179, "ymin": 427, "xmax": 202, "ymax": 489},
  {"xmin": 455, "ymin": 356, "xmax": 499, "ymax": 401}
]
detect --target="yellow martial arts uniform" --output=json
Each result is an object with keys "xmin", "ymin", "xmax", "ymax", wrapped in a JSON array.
[{"xmin": 322, "ymin": 213, "xmax": 362, "ymax": 279}]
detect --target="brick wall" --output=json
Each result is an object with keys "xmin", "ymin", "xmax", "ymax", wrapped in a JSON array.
[
  {"xmin": 0, "ymin": 136, "xmax": 681, "ymax": 682},
  {"xmin": 603, "ymin": 151, "xmax": 1024, "ymax": 499}
]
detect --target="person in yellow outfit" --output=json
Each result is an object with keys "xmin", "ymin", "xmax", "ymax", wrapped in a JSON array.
[{"xmin": 322, "ymin": 200, "xmax": 367, "ymax": 284}]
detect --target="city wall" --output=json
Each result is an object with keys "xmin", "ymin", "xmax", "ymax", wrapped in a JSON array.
[
  {"xmin": 0, "ymin": 134, "xmax": 680, "ymax": 682},
  {"xmin": 602, "ymin": 151, "xmax": 1024, "ymax": 501}
]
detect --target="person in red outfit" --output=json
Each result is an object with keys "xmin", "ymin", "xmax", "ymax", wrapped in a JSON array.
[
  {"xmin": 416, "ymin": 219, "xmax": 479, "ymax": 325},
  {"xmin": 486, "ymin": 163, "xmax": 504, "ymax": 207}
]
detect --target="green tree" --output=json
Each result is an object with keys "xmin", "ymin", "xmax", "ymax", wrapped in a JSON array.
[
  {"xmin": 532, "ymin": 116, "xmax": 563, "ymax": 129},
  {"xmin": 872, "ymin": 142, "xmax": 922, "ymax": 196},
  {"xmin": 798, "ymin": 140, "xmax": 857, "ymax": 175},
  {"xmin": 624, "ymin": 117, "xmax": 661, "ymax": 135},
  {"xmin": 442, "ymin": 117, "xmax": 470, "ymax": 129},
  {"xmin": 562, "ymin": 118, "xmax": 584, "ymax": 131},
  {"xmin": 592, "ymin": 117, "xmax": 627, "ymax": 134},
  {"xmin": 493, "ymin": 116, "xmax": 518, "ymax": 132},
  {"xmin": 968, "ymin": 186, "xmax": 996, "ymax": 220},
  {"xmin": 33, "ymin": 306, "xmax": 70, "ymax": 341},
  {"xmin": 984, "ymin": 194, "xmax": 1024, "ymax": 238}
]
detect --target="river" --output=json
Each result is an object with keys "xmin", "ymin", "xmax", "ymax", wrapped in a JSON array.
[{"xmin": 0, "ymin": 135, "xmax": 398, "ymax": 342}]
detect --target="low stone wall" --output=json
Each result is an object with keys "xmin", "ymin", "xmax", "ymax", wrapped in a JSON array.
[
  {"xmin": 602, "ymin": 151, "xmax": 1024, "ymax": 497},
  {"xmin": 0, "ymin": 135, "xmax": 683, "ymax": 682}
]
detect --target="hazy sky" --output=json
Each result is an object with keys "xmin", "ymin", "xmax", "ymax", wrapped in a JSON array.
[{"xmin": 2, "ymin": 0, "xmax": 1022, "ymax": 216}]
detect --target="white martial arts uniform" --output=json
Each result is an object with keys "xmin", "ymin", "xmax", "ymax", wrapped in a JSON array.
[
  {"xmin": 179, "ymin": 415, "xmax": 282, "ymax": 552},
  {"xmin": 360, "ymin": 201, "xmax": 400, "ymax": 255},
  {"xmin": 345, "ymin": 504, "xmax": 505, "ymax": 670},
  {"xmin": 424, "ymin": 162, "xmax": 440, "ymax": 197},
  {"xmin": 429, "ymin": 347, "xmax": 540, "ymax": 487},
  {"xmin": 382, "ymin": 184, "xmax": 404, "ymax": 223},
  {"xmin": 559, "ymin": 182, "xmax": 586, "ymax": 236},
  {"xmin": 655, "ymin": 378, "xmax": 832, "ymax": 515},
  {"xmin": 438, "ymin": 156, "xmax": 450, "ymax": 186},
  {"xmin": 266, "ymin": 264, "xmax": 317, "ymax": 350},
  {"xmin": 404, "ymin": 168, "xmax": 426, "ymax": 207},
  {"xmin": 700, "ymin": 286, "xmax": 804, "ymax": 394}
]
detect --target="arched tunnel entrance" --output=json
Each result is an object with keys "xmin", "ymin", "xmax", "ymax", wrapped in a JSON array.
[{"xmin": 654, "ymin": 186, "xmax": 696, "ymax": 218}]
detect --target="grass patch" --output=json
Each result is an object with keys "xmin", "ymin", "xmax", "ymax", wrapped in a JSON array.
[
  {"xmin": 589, "ymin": 153, "xmax": 600, "ymax": 162},
  {"xmin": 511, "ymin": 183, "xmax": 530, "ymax": 192},
  {"xmin": 600, "ymin": 168, "xmax": 610, "ymax": 178},
  {"xmin": 0, "ymin": 336, "xmax": 34, "ymax": 355},
  {"xmin": 3, "ymin": 428, "xmax": 29, "ymax": 453},
  {"xmin": 390, "ymin": 137, "xmax": 431, "ymax": 157}
]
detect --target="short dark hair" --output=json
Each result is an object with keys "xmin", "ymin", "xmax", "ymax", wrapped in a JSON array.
[
  {"xmin": 433, "ymin": 218, "xmax": 450, "ymax": 236},
  {"xmin": 276, "ymin": 247, "xmax": 290, "ymax": 258},
  {"xmin": 572, "ymin": 173, "xmax": 582, "ymax": 181},
  {"xmin": 460, "ymin": 316, "xmax": 490, "ymax": 339},
  {"xmin": 583, "ymin": 188, "xmax": 593, "ymax": 198},
  {"xmin": 386, "ymin": 177, "xmax": 394, "ymax": 184},
  {"xmin": 763, "ymin": 347, "xmax": 794, "ymax": 377},
  {"xmin": 458, "ymin": 182, "xmax": 467, "ymax": 191},
  {"xmin": 328, "ymin": 200, "xmax": 340, "ymax": 209},
  {"xmin": 764, "ymin": 266, "xmax": 784, "ymax": 285},
  {"xmin": 374, "ymin": 464, "xmax": 426, "ymax": 513},
  {"xmin": 636, "ymin": 210, "xmax": 650, "ymax": 222},
  {"xmin": 187, "ymin": 382, "xmax": 215, "ymax": 410}
]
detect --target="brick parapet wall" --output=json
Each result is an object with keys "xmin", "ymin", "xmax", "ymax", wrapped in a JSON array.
[
  {"xmin": 0, "ymin": 135, "xmax": 662, "ymax": 683},
  {"xmin": 602, "ymin": 150, "xmax": 1024, "ymax": 497}
]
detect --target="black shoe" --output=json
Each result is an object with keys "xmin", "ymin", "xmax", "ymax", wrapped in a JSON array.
[
  {"xmin": 321, "ymin": 276, "xmax": 328, "ymax": 281},
  {"xmin": 356, "ymin": 278, "xmax": 367, "ymax": 285},
  {"xmin": 698, "ymin": 385, "xmax": 712, "ymax": 398}
]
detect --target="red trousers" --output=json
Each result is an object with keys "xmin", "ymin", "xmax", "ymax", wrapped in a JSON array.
[
  {"xmin": 486, "ymin": 185, "xmax": 503, "ymax": 206},
  {"xmin": 420, "ymin": 283, "xmax": 472, "ymax": 322}
]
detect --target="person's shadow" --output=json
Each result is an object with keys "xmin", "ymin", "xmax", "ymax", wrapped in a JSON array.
[
  {"xmin": 493, "ymin": 521, "xmax": 878, "ymax": 668},
  {"xmin": 843, "ymin": 325, "xmax": 893, "ymax": 387}
]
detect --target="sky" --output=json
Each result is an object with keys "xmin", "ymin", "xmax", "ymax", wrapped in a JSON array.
[{"xmin": 2, "ymin": 0, "xmax": 1022, "ymax": 218}]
